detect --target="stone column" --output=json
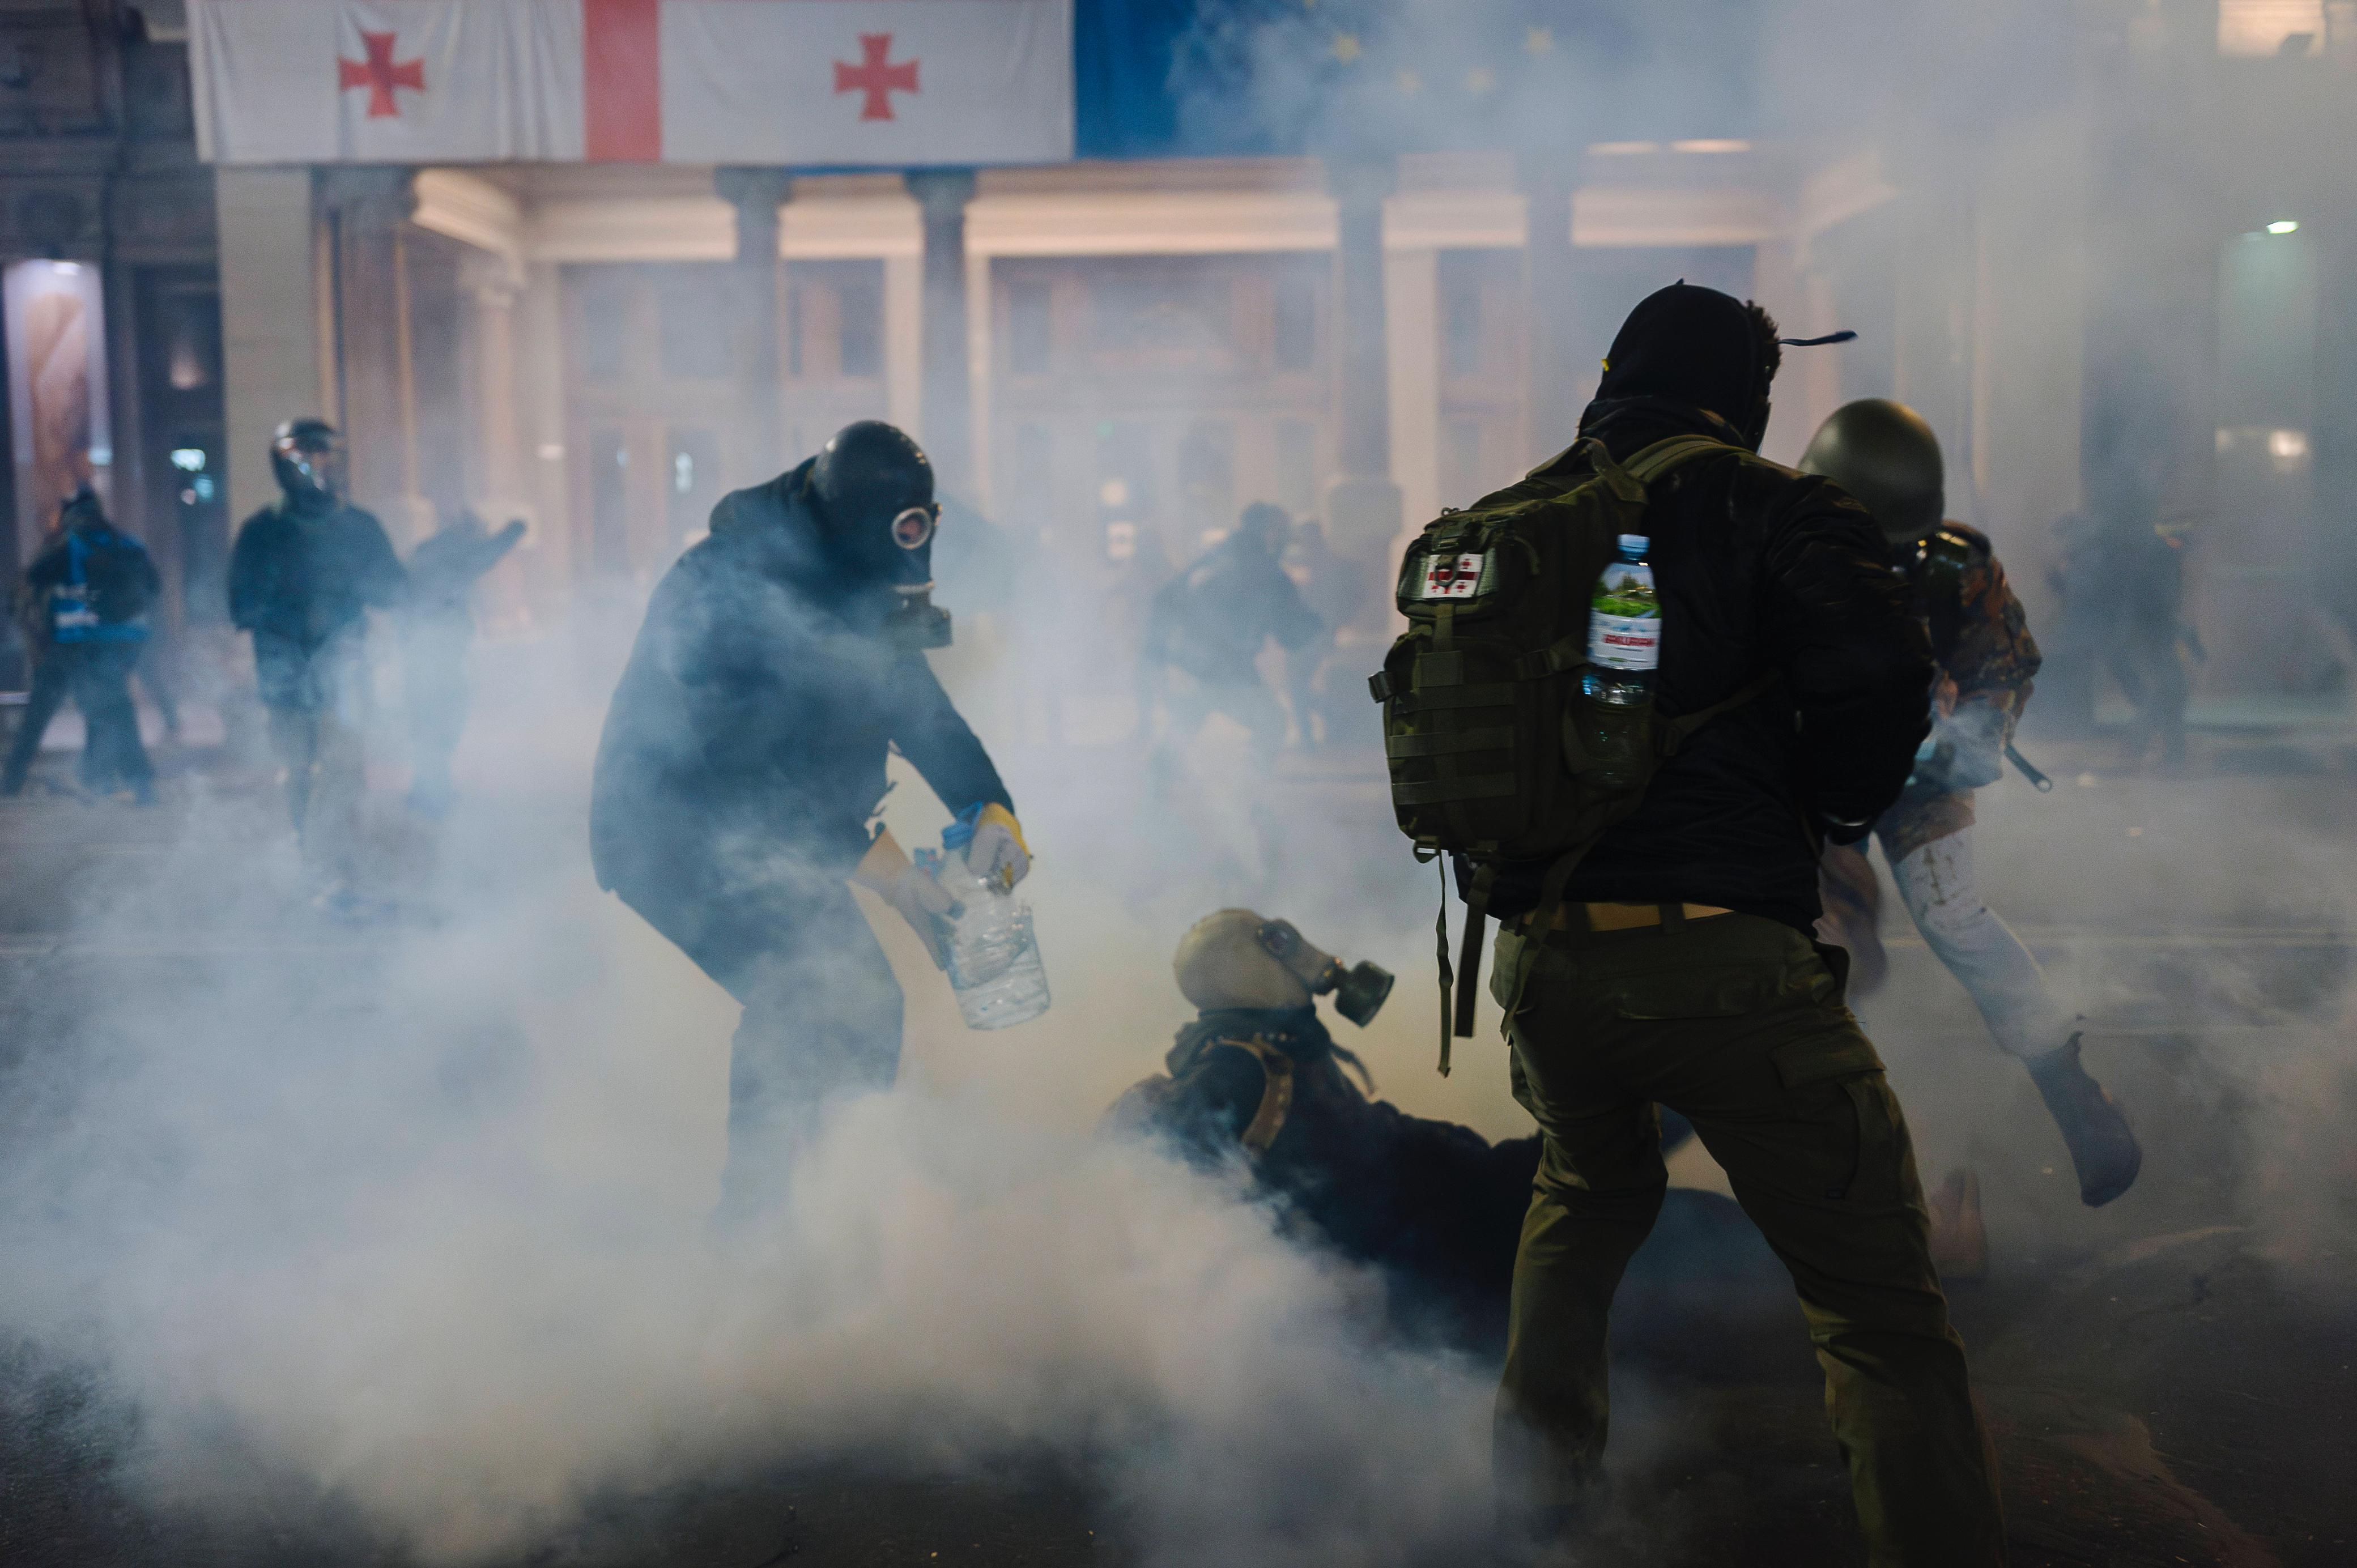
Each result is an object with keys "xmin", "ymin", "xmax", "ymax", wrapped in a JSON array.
[
  {"xmin": 715, "ymin": 168, "xmax": 793, "ymax": 484},
  {"xmin": 1518, "ymin": 153, "xmax": 1581, "ymax": 455},
  {"xmin": 464, "ymin": 255, "xmax": 532, "ymax": 626},
  {"xmin": 317, "ymin": 165, "xmax": 431, "ymax": 544},
  {"xmin": 214, "ymin": 168, "xmax": 325, "ymax": 535},
  {"xmin": 907, "ymin": 169, "xmax": 978, "ymax": 496},
  {"xmin": 514, "ymin": 261, "xmax": 573, "ymax": 609},
  {"xmin": 1383, "ymin": 241, "xmax": 1440, "ymax": 545},
  {"xmin": 1324, "ymin": 156, "xmax": 1403, "ymax": 565}
]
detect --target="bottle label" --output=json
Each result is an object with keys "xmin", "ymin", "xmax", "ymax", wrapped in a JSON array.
[{"xmin": 1588, "ymin": 560, "xmax": 1660, "ymax": 671}]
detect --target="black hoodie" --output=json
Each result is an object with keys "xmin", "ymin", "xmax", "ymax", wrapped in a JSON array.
[
  {"xmin": 1465, "ymin": 394, "xmax": 1933, "ymax": 930},
  {"xmin": 589, "ymin": 461, "xmax": 1009, "ymax": 902}
]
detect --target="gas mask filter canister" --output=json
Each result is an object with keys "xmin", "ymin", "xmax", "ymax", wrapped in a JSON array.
[{"xmin": 1256, "ymin": 920, "xmax": 1396, "ymax": 1028}]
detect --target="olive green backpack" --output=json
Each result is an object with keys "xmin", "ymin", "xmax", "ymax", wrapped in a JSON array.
[{"xmin": 1371, "ymin": 434, "xmax": 1776, "ymax": 1070}]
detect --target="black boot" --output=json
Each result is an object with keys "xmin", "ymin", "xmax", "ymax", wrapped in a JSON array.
[{"xmin": 2026, "ymin": 1033, "xmax": 2141, "ymax": 1207}]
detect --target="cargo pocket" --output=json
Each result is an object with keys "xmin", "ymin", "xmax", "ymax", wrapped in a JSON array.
[
  {"xmin": 1770, "ymin": 1035, "xmax": 1892, "ymax": 1201},
  {"xmin": 1562, "ymin": 693, "xmax": 1658, "ymax": 799},
  {"xmin": 1603, "ymin": 966, "xmax": 1777, "ymax": 1020}
]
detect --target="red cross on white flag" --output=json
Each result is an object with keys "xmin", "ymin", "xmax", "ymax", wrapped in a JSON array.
[{"xmin": 188, "ymin": 0, "xmax": 1073, "ymax": 166}]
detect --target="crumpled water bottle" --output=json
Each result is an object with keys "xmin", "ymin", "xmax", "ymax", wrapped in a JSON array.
[{"xmin": 916, "ymin": 816, "xmax": 1050, "ymax": 1031}]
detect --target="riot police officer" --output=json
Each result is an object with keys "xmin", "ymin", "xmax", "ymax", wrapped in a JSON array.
[
  {"xmin": 591, "ymin": 421, "xmax": 1031, "ymax": 1215},
  {"xmin": 1800, "ymin": 399, "xmax": 2141, "ymax": 1208},
  {"xmin": 227, "ymin": 419, "xmax": 406, "ymax": 906}
]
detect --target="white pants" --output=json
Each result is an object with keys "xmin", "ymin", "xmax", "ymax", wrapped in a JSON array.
[{"xmin": 1888, "ymin": 828, "xmax": 2073, "ymax": 1060}]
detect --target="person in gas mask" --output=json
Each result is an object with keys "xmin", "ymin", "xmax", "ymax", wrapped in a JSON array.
[
  {"xmin": 2, "ymin": 488, "xmax": 161, "ymax": 803},
  {"xmin": 1105, "ymin": 910, "xmax": 1790, "ymax": 1358},
  {"xmin": 1801, "ymin": 399, "xmax": 2141, "ymax": 1210},
  {"xmin": 228, "ymin": 420, "xmax": 407, "ymax": 909},
  {"xmin": 591, "ymin": 421, "xmax": 1031, "ymax": 1216},
  {"xmin": 401, "ymin": 508, "xmax": 527, "ymax": 817}
]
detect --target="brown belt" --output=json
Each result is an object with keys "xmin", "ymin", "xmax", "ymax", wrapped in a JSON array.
[{"xmin": 1517, "ymin": 901, "xmax": 1734, "ymax": 934}]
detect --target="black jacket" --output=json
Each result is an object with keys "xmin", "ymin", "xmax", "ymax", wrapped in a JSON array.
[
  {"xmin": 590, "ymin": 462, "xmax": 1011, "ymax": 902},
  {"xmin": 1471, "ymin": 398, "xmax": 1934, "ymax": 930},
  {"xmin": 23, "ymin": 521, "xmax": 160, "ymax": 645},
  {"xmin": 1108, "ymin": 1006, "xmax": 1538, "ymax": 1353},
  {"xmin": 1142, "ymin": 534, "xmax": 1322, "ymax": 686},
  {"xmin": 227, "ymin": 500, "xmax": 406, "ymax": 650}
]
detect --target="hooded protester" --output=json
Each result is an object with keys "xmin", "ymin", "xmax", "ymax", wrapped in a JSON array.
[
  {"xmin": 228, "ymin": 419, "xmax": 407, "ymax": 909},
  {"xmin": 590, "ymin": 421, "xmax": 1031, "ymax": 1216},
  {"xmin": 2, "ymin": 488, "xmax": 161, "ymax": 803},
  {"xmin": 1802, "ymin": 399, "xmax": 2141, "ymax": 1209},
  {"xmin": 1453, "ymin": 284, "xmax": 2003, "ymax": 1562}
]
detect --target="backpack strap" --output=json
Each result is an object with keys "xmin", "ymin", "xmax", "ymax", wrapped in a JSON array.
[
  {"xmin": 1620, "ymin": 433, "xmax": 1738, "ymax": 485},
  {"xmin": 1656, "ymin": 671, "xmax": 1781, "ymax": 758},
  {"xmin": 1441, "ymin": 860, "xmax": 1497, "ymax": 1071},
  {"xmin": 1212, "ymin": 1036, "xmax": 1297, "ymax": 1154}
]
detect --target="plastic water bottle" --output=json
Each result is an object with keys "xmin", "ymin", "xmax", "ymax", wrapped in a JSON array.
[
  {"xmin": 917, "ymin": 825, "xmax": 1050, "ymax": 1032},
  {"xmin": 1581, "ymin": 533, "xmax": 1661, "ymax": 706}
]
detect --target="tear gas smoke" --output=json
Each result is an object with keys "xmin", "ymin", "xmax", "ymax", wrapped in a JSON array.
[{"xmin": 5, "ymin": 0, "xmax": 2355, "ymax": 1560}]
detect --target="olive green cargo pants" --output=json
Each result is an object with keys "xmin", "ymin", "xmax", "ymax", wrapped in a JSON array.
[{"xmin": 1490, "ymin": 912, "xmax": 2004, "ymax": 1567}]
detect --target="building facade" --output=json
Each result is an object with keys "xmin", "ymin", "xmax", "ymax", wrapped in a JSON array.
[{"xmin": 6, "ymin": 0, "xmax": 2355, "ymax": 719}]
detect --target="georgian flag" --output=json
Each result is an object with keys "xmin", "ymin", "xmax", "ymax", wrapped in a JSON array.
[{"xmin": 189, "ymin": 0, "xmax": 1074, "ymax": 165}]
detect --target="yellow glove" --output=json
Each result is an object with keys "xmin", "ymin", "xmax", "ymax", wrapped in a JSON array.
[{"xmin": 965, "ymin": 803, "xmax": 1031, "ymax": 893}]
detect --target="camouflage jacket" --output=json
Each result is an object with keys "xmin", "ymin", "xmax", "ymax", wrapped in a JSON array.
[{"xmin": 1878, "ymin": 522, "xmax": 2042, "ymax": 863}]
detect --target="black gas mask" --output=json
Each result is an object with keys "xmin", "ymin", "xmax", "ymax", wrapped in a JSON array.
[
  {"xmin": 271, "ymin": 417, "xmax": 346, "ymax": 509},
  {"xmin": 810, "ymin": 420, "xmax": 950, "ymax": 650},
  {"xmin": 1256, "ymin": 920, "xmax": 1396, "ymax": 1028}
]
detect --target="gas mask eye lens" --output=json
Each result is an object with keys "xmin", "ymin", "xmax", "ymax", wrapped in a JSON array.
[{"xmin": 891, "ymin": 506, "xmax": 935, "ymax": 551}]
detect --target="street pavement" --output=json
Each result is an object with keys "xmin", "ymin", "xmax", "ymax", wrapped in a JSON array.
[{"xmin": 0, "ymin": 722, "xmax": 2352, "ymax": 1568}]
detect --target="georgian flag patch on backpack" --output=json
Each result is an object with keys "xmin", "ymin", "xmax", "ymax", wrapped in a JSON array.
[{"xmin": 1421, "ymin": 552, "xmax": 1486, "ymax": 600}]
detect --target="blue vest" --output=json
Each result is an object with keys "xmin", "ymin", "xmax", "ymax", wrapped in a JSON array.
[{"xmin": 50, "ymin": 534, "xmax": 149, "ymax": 645}]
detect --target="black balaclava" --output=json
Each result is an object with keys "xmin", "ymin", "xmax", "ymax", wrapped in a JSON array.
[
  {"xmin": 807, "ymin": 420, "xmax": 948, "ymax": 647},
  {"xmin": 1594, "ymin": 283, "xmax": 1779, "ymax": 450}
]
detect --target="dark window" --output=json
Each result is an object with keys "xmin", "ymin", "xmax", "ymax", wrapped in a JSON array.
[
  {"xmin": 1009, "ymin": 279, "xmax": 1053, "ymax": 376},
  {"xmin": 839, "ymin": 268, "xmax": 883, "ymax": 378},
  {"xmin": 666, "ymin": 427, "xmax": 722, "ymax": 549},
  {"xmin": 589, "ymin": 428, "xmax": 631, "ymax": 576},
  {"xmin": 1096, "ymin": 420, "xmax": 1157, "ymax": 519},
  {"xmin": 1274, "ymin": 419, "xmax": 1318, "ymax": 517},
  {"xmin": 1010, "ymin": 421, "xmax": 1053, "ymax": 513},
  {"xmin": 581, "ymin": 275, "xmax": 628, "ymax": 382},
  {"xmin": 658, "ymin": 271, "xmax": 732, "ymax": 380},
  {"xmin": 1090, "ymin": 265, "xmax": 1227, "ymax": 357},
  {"xmin": 163, "ymin": 292, "xmax": 222, "ymax": 391},
  {"xmin": 1178, "ymin": 420, "xmax": 1236, "ymax": 533},
  {"xmin": 1274, "ymin": 272, "xmax": 1317, "ymax": 373}
]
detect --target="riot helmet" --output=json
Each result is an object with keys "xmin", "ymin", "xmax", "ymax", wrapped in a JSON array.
[
  {"xmin": 1173, "ymin": 909, "xmax": 1395, "ymax": 1028},
  {"xmin": 810, "ymin": 421, "xmax": 946, "ymax": 647},
  {"xmin": 1798, "ymin": 399, "xmax": 1945, "ymax": 544},
  {"xmin": 271, "ymin": 418, "xmax": 346, "ymax": 509}
]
